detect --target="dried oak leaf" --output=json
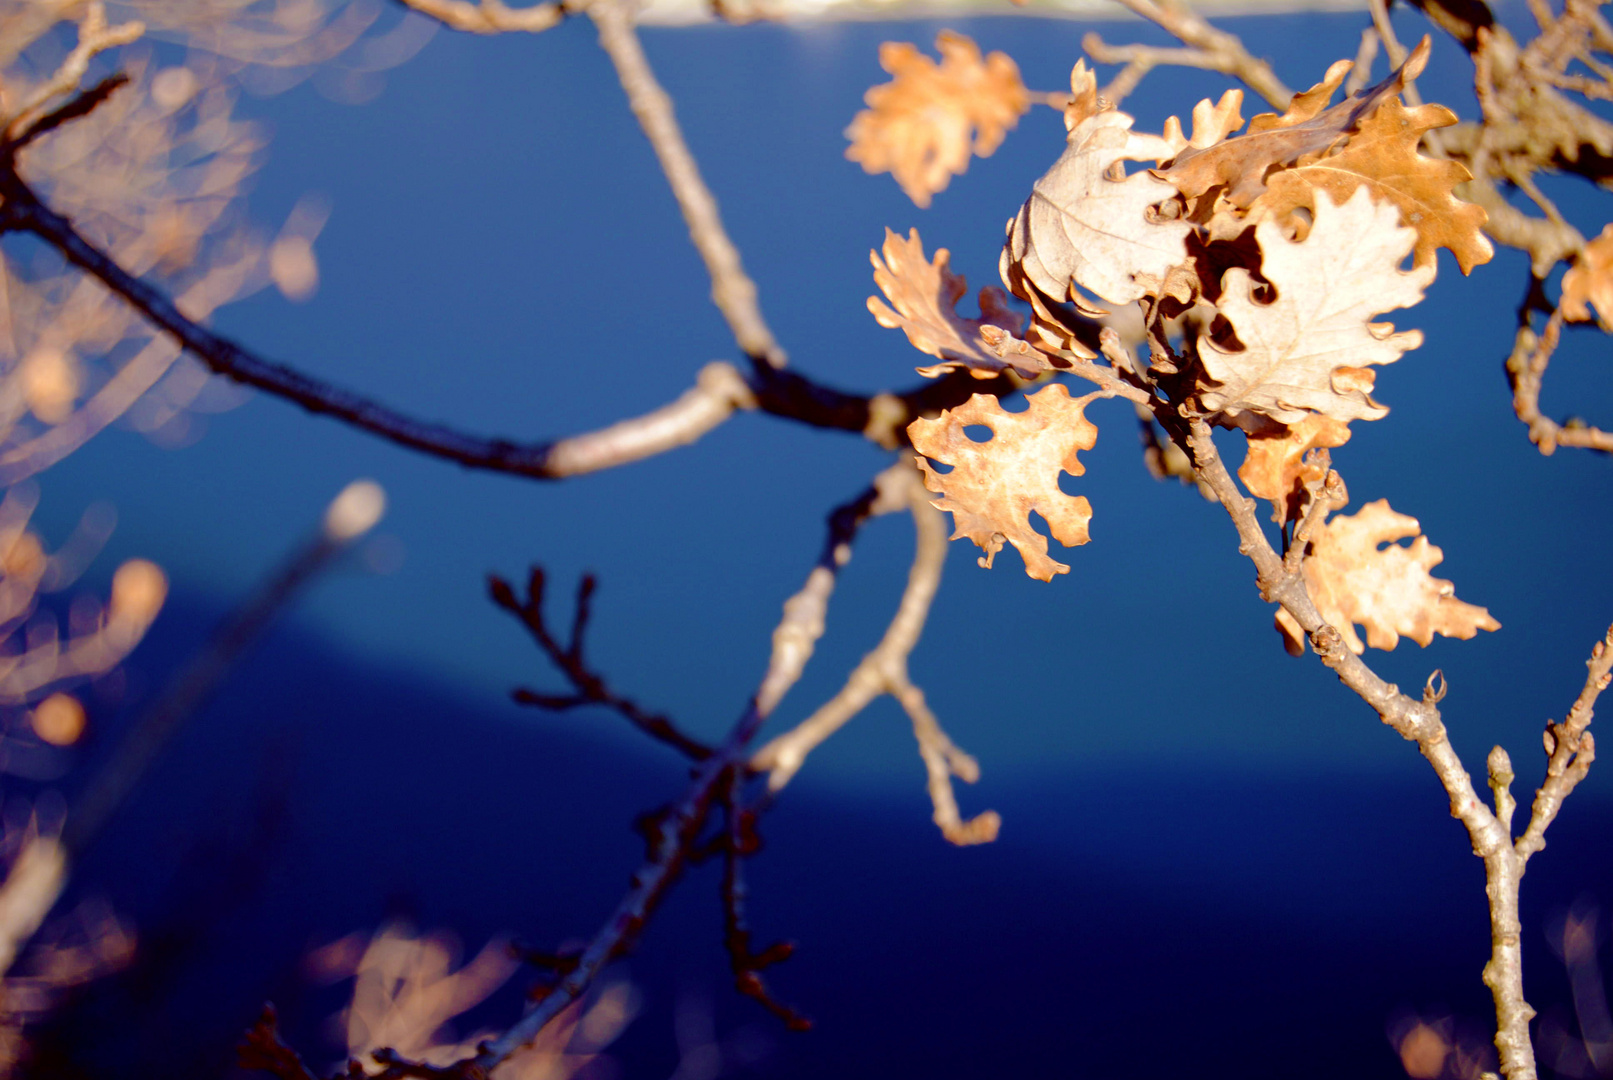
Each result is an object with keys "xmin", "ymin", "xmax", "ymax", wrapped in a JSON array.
[
  {"xmin": 1003, "ymin": 108, "xmax": 1191, "ymax": 307},
  {"xmin": 1198, "ymin": 187, "xmax": 1434, "ymax": 426},
  {"xmin": 846, "ymin": 31, "xmax": 1029, "ymax": 209},
  {"xmin": 1276, "ymin": 499, "xmax": 1500, "ymax": 655},
  {"xmin": 909, "ymin": 384, "xmax": 1096, "ymax": 582},
  {"xmin": 1562, "ymin": 223, "xmax": 1613, "ymax": 330},
  {"xmin": 1248, "ymin": 97, "xmax": 1492, "ymax": 273},
  {"xmin": 1238, "ymin": 413, "xmax": 1351, "ymax": 523},
  {"xmin": 1159, "ymin": 90, "xmax": 1246, "ymax": 162},
  {"xmin": 868, "ymin": 227, "xmax": 1051, "ymax": 380},
  {"xmin": 1157, "ymin": 38, "xmax": 1430, "ymax": 210}
]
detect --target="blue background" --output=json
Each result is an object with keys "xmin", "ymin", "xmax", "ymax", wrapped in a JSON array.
[{"xmin": 18, "ymin": 4, "xmax": 1613, "ymax": 1077}]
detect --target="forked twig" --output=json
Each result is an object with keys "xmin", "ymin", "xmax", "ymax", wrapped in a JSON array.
[{"xmin": 490, "ymin": 568, "xmax": 714, "ymax": 760}]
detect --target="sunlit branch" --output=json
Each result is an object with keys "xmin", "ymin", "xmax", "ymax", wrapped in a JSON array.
[
  {"xmin": 1516, "ymin": 624, "xmax": 1613, "ymax": 860},
  {"xmin": 1507, "ymin": 302, "xmax": 1613, "ymax": 455},
  {"xmin": 589, "ymin": 0, "xmax": 786, "ymax": 369},
  {"xmin": 1096, "ymin": 0, "xmax": 1292, "ymax": 108},
  {"xmin": 1176, "ymin": 415, "xmax": 1586, "ymax": 1080},
  {"xmin": 750, "ymin": 466, "xmax": 998, "ymax": 844},
  {"xmin": 395, "ymin": 0, "xmax": 568, "ymax": 34},
  {"xmin": 460, "ymin": 468, "xmax": 908, "ymax": 1074},
  {"xmin": 0, "ymin": 3, "xmax": 143, "ymax": 145}
]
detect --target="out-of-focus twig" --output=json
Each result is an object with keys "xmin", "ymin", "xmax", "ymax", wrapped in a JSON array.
[
  {"xmin": 0, "ymin": 159, "xmax": 1024, "ymax": 473},
  {"xmin": 0, "ymin": 3, "xmax": 143, "ymax": 146},
  {"xmin": 63, "ymin": 480, "xmax": 387, "ymax": 858},
  {"xmin": 1087, "ymin": 0, "xmax": 1292, "ymax": 108},
  {"xmin": 395, "ymin": 0, "xmax": 567, "ymax": 34}
]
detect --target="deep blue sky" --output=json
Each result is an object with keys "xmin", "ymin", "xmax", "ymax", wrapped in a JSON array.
[
  {"xmin": 32, "ymin": 6, "xmax": 1613, "ymax": 795},
  {"xmin": 18, "ymin": 5, "xmax": 1613, "ymax": 1076}
]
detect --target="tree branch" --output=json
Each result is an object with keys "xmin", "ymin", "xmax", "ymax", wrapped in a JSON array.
[
  {"xmin": 589, "ymin": 0, "xmax": 784, "ymax": 369},
  {"xmin": 490, "ymin": 567, "xmax": 715, "ymax": 760},
  {"xmin": 1098, "ymin": 0, "xmax": 1293, "ymax": 109},
  {"xmin": 394, "ymin": 0, "xmax": 567, "ymax": 34}
]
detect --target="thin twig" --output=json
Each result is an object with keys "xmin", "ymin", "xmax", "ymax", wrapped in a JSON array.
[
  {"xmin": 1176, "ymin": 416, "xmax": 1548, "ymax": 1079},
  {"xmin": 1100, "ymin": 0, "xmax": 1292, "ymax": 108},
  {"xmin": 1507, "ymin": 304, "xmax": 1613, "ymax": 455},
  {"xmin": 394, "ymin": 0, "xmax": 566, "ymax": 34},
  {"xmin": 1517, "ymin": 623, "xmax": 1613, "ymax": 859},
  {"xmin": 490, "ymin": 567, "xmax": 714, "ymax": 760},
  {"xmin": 589, "ymin": 0, "xmax": 784, "ymax": 369},
  {"xmin": 750, "ymin": 468, "xmax": 997, "ymax": 845},
  {"xmin": 0, "ymin": 3, "xmax": 143, "ymax": 144},
  {"xmin": 718, "ymin": 768, "xmax": 808, "ymax": 1029}
]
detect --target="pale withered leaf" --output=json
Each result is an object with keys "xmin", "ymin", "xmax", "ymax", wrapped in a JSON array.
[
  {"xmin": 867, "ymin": 228, "xmax": 1051, "ymax": 380},
  {"xmin": 1562, "ymin": 224, "xmax": 1613, "ymax": 331},
  {"xmin": 845, "ymin": 32, "xmax": 1029, "ymax": 208},
  {"xmin": 1198, "ymin": 187, "xmax": 1434, "ymax": 426},
  {"xmin": 1277, "ymin": 499, "xmax": 1500, "ymax": 655},
  {"xmin": 908, "ymin": 385, "xmax": 1096, "ymax": 582},
  {"xmin": 1004, "ymin": 109, "xmax": 1190, "ymax": 307}
]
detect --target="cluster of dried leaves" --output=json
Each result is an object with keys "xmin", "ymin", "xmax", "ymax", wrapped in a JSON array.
[{"xmin": 873, "ymin": 39, "xmax": 1502, "ymax": 657}]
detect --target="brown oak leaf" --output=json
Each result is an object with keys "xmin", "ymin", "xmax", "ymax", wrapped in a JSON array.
[
  {"xmin": 1197, "ymin": 187, "xmax": 1434, "ymax": 426},
  {"xmin": 867, "ymin": 228, "xmax": 1051, "ymax": 380},
  {"xmin": 1238, "ymin": 414, "xmax": 1351, "ymax": 523},
  {"xmin": 1157, "ymin": 38, "xmax": 1431, "ymax": 210},
  {"xmin": 1276, "ymin": 499, "xmax": 1500, "ymax": 655},
  {"xmin": 1003, "ymin": 108, "xmax": 1191, "ymax": 307},
  {"xmin": 1562, "ymin": 224, "xmax": 1613, "ymax": 330},
  {"xmin": 1248, "ymin": 97, "xmax": 1492, "ymax": 273},
  {"xmin": 845, "ymin": 32, "xmax": 1029, "ymax": 209},
  {"xmin": 908, "ymin": 384, "xmax": 1096, "ymax": 582}
]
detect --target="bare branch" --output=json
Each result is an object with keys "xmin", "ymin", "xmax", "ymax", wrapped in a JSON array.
[
  {"xmin": 0, "ymin": 3, "xmax": 143, "ymax": 145},
  {"xmin": 718, "ymin": 769, "xmax": 809, "ymax": 1029},
  {"xmin": 459, "ymin": 469, "xmax": 906, "ymax": 1072},
  {"xmin": 1516, "ymin": 622, "xmax": 1613, "ymax": 860},
  {"xmin": 395, "ymin": 0, "xmax": 567, "ymax": 34},
  {"xmin": 1507, "ymin": 305, "xmax": 1613, "ymax": 455},
  {"xmin": 490, "ymin": 567, "xmax": 715, "ymax": 760},
  {"xmin": 1098, "ymin": 0, "xmax": 1293, "ymax": 108},
  {"xmin": 1177, "ymin": 417, "xmax": 1542, "ymax": 1078},
  {"xmin": 0, "ymin": 163, "xmax": 1030, "ymax": 484},
  {"xmin": 589, "ymin": 0, "xmax": 785, "ymax": 369}
]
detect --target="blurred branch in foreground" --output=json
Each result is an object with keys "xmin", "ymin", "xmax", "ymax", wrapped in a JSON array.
[{"xmin": 0, "ymin": 478, "xmax": 386, "ymax": 1075}]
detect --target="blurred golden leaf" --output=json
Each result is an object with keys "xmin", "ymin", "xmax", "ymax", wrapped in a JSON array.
[
  {"xmin": 1277, "ymin": 498, "xmax": 1500, "ymax": 654},
  {"xmin": 31, "ymin": 693, "xmax": 84, "ymax": 746},
  {"xmin": 866, "ymin": 227, "xmax": 1048, "ymax": 380},
  {"xmin": 908, "ymin": 384, "xmax": 1095, "ymax": 581},
  {"xmin": 1198, "ymin": 188, "xmax": 1433, "ymax": 426},
  {"xmin": 1562, "ymin": 224, "xmax": 1613, "ymax": 330},
  {"xmin": 845, "ymin": 31, "xmax": 1029, "ymax": 208}
]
